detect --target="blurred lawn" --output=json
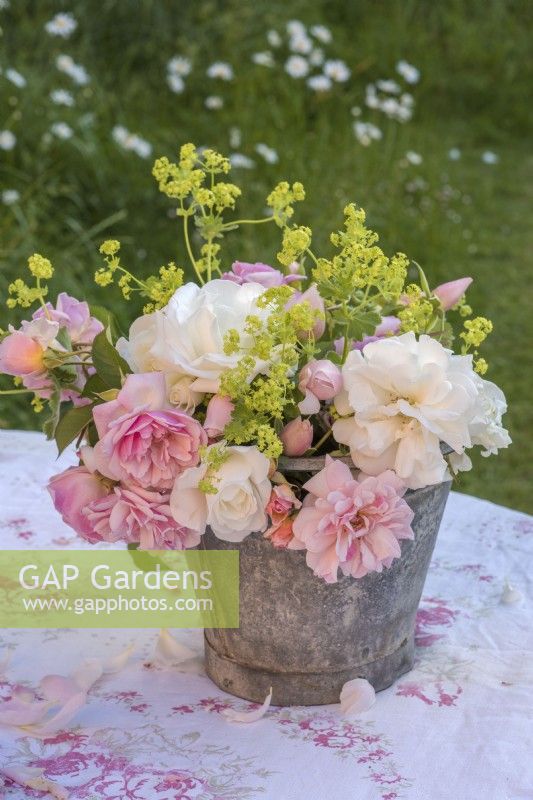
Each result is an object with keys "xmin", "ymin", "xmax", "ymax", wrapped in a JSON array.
[{"xmin": 1, "ymin": 0, "xmax": 532, "ymax": 512}]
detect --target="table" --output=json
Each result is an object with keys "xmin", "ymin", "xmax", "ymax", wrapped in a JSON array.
[{"xmin": 0, "ymin": 430, "xmax": 531, "ymax": 800}]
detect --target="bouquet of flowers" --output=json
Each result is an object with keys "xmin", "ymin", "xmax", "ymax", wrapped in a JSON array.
[{"xmin": 0, "ymin": 144, "xmax": 511, "ymax": 583}]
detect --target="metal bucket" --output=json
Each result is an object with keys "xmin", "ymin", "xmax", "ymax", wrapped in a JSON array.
[{"xmin": 203, "ymin": 456, "xmax": 451, "ymax": 706}]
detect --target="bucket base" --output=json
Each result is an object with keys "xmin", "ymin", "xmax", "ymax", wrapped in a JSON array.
[{"xmin": 204, "ymin": 634, "xmax": 415, "ymax": 706}]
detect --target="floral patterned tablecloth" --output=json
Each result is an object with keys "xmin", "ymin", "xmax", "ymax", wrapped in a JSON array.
[{"xmin": 0, "ymin": 429, "xmax": 531, "ymax": 800}]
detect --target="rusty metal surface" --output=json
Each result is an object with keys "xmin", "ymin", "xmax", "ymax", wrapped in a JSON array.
[{"xmin": 203, "ymin": 474, "xmax": 451, "ymax": 706}]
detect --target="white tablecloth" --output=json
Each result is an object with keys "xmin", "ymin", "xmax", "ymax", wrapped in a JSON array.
[{"xmin": 0, "ymin": 430, "xmax": 531, "ymax": 800}]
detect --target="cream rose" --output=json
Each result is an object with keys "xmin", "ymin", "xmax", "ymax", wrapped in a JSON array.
[
  {"xmin": 170, "ymin": 445, "xmax": 271, "ymax": 542},
  {"xmin": 332, "ymin": 332, "xmax": 480, "ymax": 490},
  {"xmin": 117, "ymin": 279, "xmax": 269, "ymax": 394}
]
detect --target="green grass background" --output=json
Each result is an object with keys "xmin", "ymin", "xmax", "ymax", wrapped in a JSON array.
[{"xmin": 1, "ymin": 0, "xmax": 532, "ymax": 512}]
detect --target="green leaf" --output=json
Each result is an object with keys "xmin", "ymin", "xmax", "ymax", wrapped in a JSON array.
[
  {"xmin": 81, "ymin": 372, "xmax": 109, "ymax": 398},
  {"xmin": 91, "ymin": 330, "xmax": 130, "ymax": 389},
  {"xmin": 54, "ymin": 403, "xmax": 94, "ymax": 455},
  {"xmin": 89, "ymin": 304, "xmax": 123, "ymax": 341},
  {"xmin": 42, "ymin": 378, "xmax": 62, "ymax": 441},
  {"xmin": 346, "ymin": 310, "xmax": 381, "ymax": 342},
  {"xmin": 325, "ymin": 349, "xmax": 343, "ymax": 365}
]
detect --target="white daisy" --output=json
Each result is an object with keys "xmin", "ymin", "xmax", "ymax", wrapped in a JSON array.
[
  {"xmin": 323, "ymin": 59, "xmax": 350, "ymax": 82},
  {"xmin": 50, "ymin": 122, "xmax": 73, "ymax": 140},
  {"xmin": 267, "ymin": 29, "xmax": 282, "ymax": 48},
  {"xmin": 252, "ymin": 51, "xmax": 275, "ymax": 67},
  {"xmin": 376, "ymin": 79, "xmax": 401, "ymax": 94},
  {"xmin": 309, "ymin": 48, "xmax": 325, "ymax": 66},
  {"xmin": 307, "ymin": 74, "xmax": 332, "ymax": 92},
  {"xmin": 353, "ymin": 121, "xmax": 382, "ymax": 147},
  {"xmin": 2, "ymin": 189, "xmax": 20, "ymax": 205},
  {"xmin": 289, "ymin": 32, "xmax": 313, "ymax": 54},
  {"xmin": 167, "ymin": 74, "xmax": 185, "ymax": 94},
  {"xmin": 255, "ymin": 143, "xmax": 279, "ymax": 164},
  {"xmin": 50, "ymin": 89, "xmax": 75, "ymax": 106},
  {"xmin": 285, "ymin": 55, "xmax": 309, "ymax": 78},
  {"xmin": 405, "ymin": 150, "xmax": 423, "ymax": 165},
  {"xmin": 396, "ymin": 60, "xmax": 420, "ymax": 84},
  {"xmin": 206, "ymin": 62, "xmax": 234, "ymax": 81},
  {"xmin": 5, "ymin": 68, "xmax": 26, "ymax": 88},
  {"xmin": 229, "ymin": 127, "xmax": 241, "ymax": 148},
  {"xmin": 205, "ymin": 95, "xmax": 224, "ymax": 109},
  {"xmin": 56, "ymin": 54, "xmax": 90, "ymax": 85},
  {"xmin": 112, "ymin": 126, "xmax": 152, "ymax": 158},
  {"xmin": 0, "ymin": 130, "xmax": 16, "ymax": 150},
  {"xmin": 167, "ymin": 56, "xmax": 192, "ymax": 77},
  {"xmin": 45, "ymin": 12, "xmax": 77, "ymax": 38},
  {"xmin": 310, "ymin": 24, "xmax": 332, "ymax": 44},
  {"xmin": 230, "ymin": 153, "xmax": 255, "ymax": 169},
  {"xmin": 286, "ymin": 20, "xmax": 306, "ymax": 37},
  {"xmin": 482, "ymin": 150, "xmax": 499, "ymax": 165}
]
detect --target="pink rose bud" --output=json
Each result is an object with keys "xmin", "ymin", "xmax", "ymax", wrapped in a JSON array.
[
  {"xmin": 222, "ymin": 261, "xmax": 302, "ymax": 288},
  {"xmin": 204, "ymin": 394, "xmax": 234, "ymax": 439},
  {"xmin": 298, "ymin": 359, "xmax": 343, "ymax": 415},
  {"xmin": 0, "ymin": 331, "xmax": 45, "ymax": 376},
  {"xmin": 280, "ymin": 416, "xmax": 313, "ymax": 456},
  {"xmin": 48, "ymin": 466, "xmax": 110, "ymax": 543},
  {"xmin": 374, "ymin": 315, "xmax": 401, "ymax": 337},
  {"xmin": 433, "ymin": 277, "xmax": 473, "ymax": 311},
  {"xmin": 286, "ymin": 284, "xmax": 326, "ymax": 340}
]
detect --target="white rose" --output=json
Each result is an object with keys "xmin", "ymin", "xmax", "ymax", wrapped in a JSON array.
[
  {"xmin": 116, "ymin": 312, "xmax": 158, "ymax": 372},
  {"xmin": 117, "ymin": 280, "xmax": 269, "ymax": 394},
  {"xmin": 166, "ymin": 375, "xmax": 204, "ymax": 412},
  {"xmin": 170, "ymin": 445, "xmax": 271, "ymax": 542},
  {"xmin": 464, "ymin": 376, "xmax": 511, "ymax": 459},
  {"xmin": 332, "ymin": 333, "xmax": 480, "ymax": 490}
]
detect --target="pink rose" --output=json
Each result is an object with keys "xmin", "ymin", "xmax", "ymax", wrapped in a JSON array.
[
  {"xmin": 433, "ymin": 277, "xmax": 472, "ymax": 311},
  {"xmin": 285, "ymin": 284, "xmax": 326, "ymax": 340},
  {"xmin": 204, "ymin": 395, "xmax": 234, "ymax": 439},
  {"xmin": 290, "ymin": 457, "xmax": 414, "ymax": 583},
  {"xmin": 264, "ymin": 517, "xmax": 296, "ymax": 549},
  {"xmin": 84, "ymin": 485, "xmax": 199, "ymax": 549},
  {"xmin": 298, "ymin": 359, "xmax": 343, "ymax": 414},
  {"xmin": 33, "ymin": 292, "xmax": 103, "ymax": 345},
  {"xmin": 221, "ymin": 261, "xmax": 302, "ymax": 288},
  {"xmin": 264, "ymin": 484, "xmax": 302, "ymax": 548},
  {"xmin": 84, "ymin": 372, "xmax": 207, "ymax": 490},
  {"xmin": 280, "ymin": 416, "xmax": 313, "ymax": 456},
  {"xmin": 0, "ymin": 331, "xmax": 46, "ymax": 377},
  {"xmin": 48, "ymin": 466, "xmax": 111, "ymax": 544}
]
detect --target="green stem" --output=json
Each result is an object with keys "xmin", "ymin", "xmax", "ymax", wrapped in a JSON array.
[
  {"xmin": 0, "ymin": 389, "xmax": 35, "ymax": 395},
  {"xmin": 305, "ymin": 247, "xmax": 319, "ymax": 267},
  {"xmin": 221, "ymin": 217, "xmax": 273, "ymax": 229},
  {"xmin": 183, "ymin": 214, "xmax": 204, "ymax": 285},
  {"xmin": 36, "ymin": 278, "xmax": 51, "ymax": 319},
  {"xmin": 306, "ymin": 428, "xmax": 333, "ymax": 455}
]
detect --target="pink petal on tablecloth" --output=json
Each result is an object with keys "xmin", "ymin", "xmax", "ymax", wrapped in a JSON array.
[
  {"xmin": 340, "ymin": 678, "xmax": 376, "ymax": 717},
  {"xmin": 154, "ymin": 628, "xmax": 197, "ymax": 665},
  {"xmin": 222, "ymin": 688, "xmax": 273, "ymax": 723},
  {"xmin": 1, "ymin": 765, "xmax": 69, "ymax": 799}
]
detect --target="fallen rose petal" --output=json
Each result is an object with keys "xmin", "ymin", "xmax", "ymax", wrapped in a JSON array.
[
  {"xmin": 222, "ymin": 688, "xmax": 273, "ymax": 723},
  {"xmin": 1, "ymin": 765, "xmax": 69, "ymax": 800},
  {"xmin": 340, "ymin": 678, "xmax": 376, "ymax": 717},
  {"xmin": 70, "ymin": 659, "xmax": 104, "ymax": 691},
  {"xmin": 153, "ymin": 628, "xmax": 197, "ymax": 665},
  {"xmin": 104, "ymin": 644, "xmax": 135, "ymax": 673},
  {"xmin": 21, "ymin": 691, "xmax": 87, "ymax": 738},
  {"xmin": 0, "ymin": 648, "xmax": 12, "ymax": 676},
  {"xmin": 501, "ymin": 580, "xmax": 522, "ymax": 604}
]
